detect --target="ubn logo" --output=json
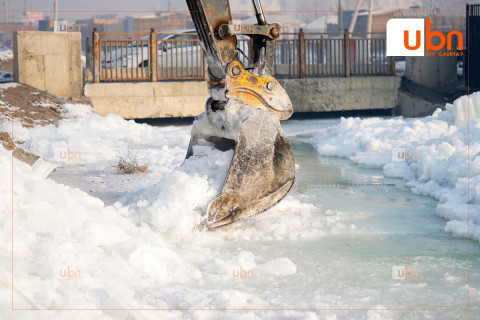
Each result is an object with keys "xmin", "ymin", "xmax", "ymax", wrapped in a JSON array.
[
  {"xmin": 232, "ymin": 265, "xmax": 254, "ymax": 279},
  {"xmin": 55, "ymin": 147, "xmax": 81, "ymax": 161},
  {"xmin": 392, "ymin": 266, "xmax": 419, "ymax": 280},
  {"xmin": 387, "ymin": 18, "xmax": 463, "ymax": 56},
  {"xmin": 392, "ymin": 147, "xmax": 419, "ymax": 162},
  {"xmin": 55, "ymin": 266, "xmax": 81, "ymax": 280}
]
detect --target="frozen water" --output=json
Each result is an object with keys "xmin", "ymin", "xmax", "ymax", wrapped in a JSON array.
[{"xmin": 309, "ymin": 92, "xmax": 480, "ymax": 243}]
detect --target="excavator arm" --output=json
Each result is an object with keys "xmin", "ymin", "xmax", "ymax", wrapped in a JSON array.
[{"xmin": 185, "ymin": 0, "xmax": 295, "ymax": 228}]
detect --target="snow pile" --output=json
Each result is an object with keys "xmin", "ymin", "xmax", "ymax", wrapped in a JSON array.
[
  {"xmin": 120, "ymin": 140, "xmax": 357, "ymax": 241},
  {"xmin": 310, "ymin": 92, "xmax": 480, "ymax": 242},
  {"xmin": 0, "ymin": 144, "xmax": 301, "ymax": 316},
  {"xmin": 61, "ymin": 103, "xmax": 94, "ymax": 118},
  {"xmin": 0, "ymin": 82, "xmax": 18, "ymax": 89},
  {"xmin": 3, "ymin": 112, "xmax": 190, "ymax": 173},
  {"xmin": 0, "ymin": 143, "xmax": 329, "ymax": 319},
  {"xmin": 0, "ymin": 145, "xmax": 206, "ymax": 315},
  {"xmin": 120, "ymin": 144, "xmax": 234, "ymax": 238},
  {"xmin": 256, "ymin": 257, "xmax": 297, "ymax": 276},
  {"xmin": 1, "ymin": 108, "xmax": 336, "ymax": 316},
  {"xmin": 2, "ymin": 105, "xmax": 352, "ymax": 239},
  {"xmin": 0, "ymin": 49, "xmax": 12, "ymax": 62}
]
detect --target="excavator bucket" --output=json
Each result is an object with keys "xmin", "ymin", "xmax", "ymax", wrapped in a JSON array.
[
  {"xmin": 187, "ymin": 98, "xmax": 295, "ymax": 228},
  {"xmin": 207, "ymin": 109, "xmax": 294, "ymax": 228},
  {"xmin": 184, "ymin": 0, "xmax": 295, "ymax": 228}
]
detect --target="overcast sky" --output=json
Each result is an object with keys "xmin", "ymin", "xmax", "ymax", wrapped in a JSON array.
[{"xmin": 7, "ymin": 0, "xmax": 480, "ymax": 22}]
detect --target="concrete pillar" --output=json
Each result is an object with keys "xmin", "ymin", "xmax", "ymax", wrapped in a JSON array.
[{"xmin": 14, "ymin": 31, "xmax": 83, "ymax": 98}]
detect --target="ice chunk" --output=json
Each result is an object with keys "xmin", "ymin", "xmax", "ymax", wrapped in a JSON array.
[
  {"xmin": 452, "ymin": 91, "xmax": 480, "ymax": 127},
  {"xmin": 31, "ymin": 158, "xmax": 57, "ymax": 178},
  {"xmin": 257, "ymin": 257, "xmax": 297, "ymax": 276}
]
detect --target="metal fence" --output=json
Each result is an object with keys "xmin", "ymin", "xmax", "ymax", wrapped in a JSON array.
[
  {"xmin": 272, "ymin": 31, "xmax": 393, "ymax": 78},
  {"xmin": 350, "ymin": 34, "xmax": 392, "ymax": 75},
  {"xmin": 87, "ymin": 29, "xmax": 394, "ymax": 83},
  {"xmin": 99, "ymin": 36, "xmax": 151, "ymax": 81},
  {"xmin": 89, "ymin": 28, "xmax": 206, "ymax": 82}
]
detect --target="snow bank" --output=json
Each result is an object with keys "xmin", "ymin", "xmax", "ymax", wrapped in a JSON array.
[
  {"xmin": 0, "ymin": 144, "xmax": 262, "ymax": 316},
  {"xmin": 1, "ymin": 107, "xmax": 338, "ymax": 316},
  {"xmin": 0, "ymin": 144, "xmax": 223, "ymax": 316},
  {"xmin": 61, "ymin": 103, "xmax": 94, "ymax": 118},
  {"xmin": 2, "ymin": 111, "xmax": 190, "ymax": 174},
  {"xmin": 310, "ymin": 92, "xmax": 480, "ymax": 242},
  {"xmin": 4, "ymin": 93, "xmax": 477, "ymax": 316},
  {"xmin": 3, "ymin": 107, "xmax": 359, "ymax": 241},
  {"xmin": 120, "ymin": 144, "xmax": 234, "ymax": 239},
  {"xmin": 0, "ymin": 82, "xmax": 19, "ymax": 89},
  {"xmin": 0, "ymin": 49, "xmax": 12, "ymax": 62}
]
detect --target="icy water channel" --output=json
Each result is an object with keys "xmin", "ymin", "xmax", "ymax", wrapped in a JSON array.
[
  {"xmin": 174, "ymin": 118, "xmax": 479, "ymax": 317},
  {"xmin": 68, "ymin": 116, "xmax": 480, "ymax": 319}
]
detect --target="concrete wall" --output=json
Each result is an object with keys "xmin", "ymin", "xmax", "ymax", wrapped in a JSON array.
[
  {"xmin": 396, "ymin": 90, "xmax": 443, "ymax": 118},
  {"xmin": 279, "ymin": 76, "xmax": 401, "ymax": 112},
  {"xmin": 13, "ymin": 31, "xmax": 82, "ymax": 98},
  {"xmin": 85, "ymin": 81, "xmax": 209, "ymax": 118},
  {"xmin": 405, "ymin": 56, "xmax": 457, "ymax": 94},
  {"xmin": 404, "ymin": 34, "xmax": 458, "ymax": 94},
  {"xmin": 86, "ymin": 76, "xmax": 401, "ymax": 119}
]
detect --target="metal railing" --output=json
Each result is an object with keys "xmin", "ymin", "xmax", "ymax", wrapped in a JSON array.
[
  {"xmin": 303, "ymin": 33, "xmax": 345, "ymax": 77},
  {"xmin": 90, "ymin": 28, "xmax": 206, "ymax": 82},
  {"xmin": 87, "ymin": 29, "xmax": 395, "ymax": 83},
  {"xmin": 157, "ymin": 38, "xmax": 205, "ymax": 79},
  {"xmin": 100, "ymin": 36, "xmax": 151, "ymax": 81},
  {"xmin": 350, "ymin": 35, "xmax": 392, "ymax": 75}
]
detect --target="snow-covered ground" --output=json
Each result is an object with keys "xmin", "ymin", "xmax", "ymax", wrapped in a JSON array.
[{"xmin": 1, "ymin": 90, "xmax": 479, "ymax": 319}]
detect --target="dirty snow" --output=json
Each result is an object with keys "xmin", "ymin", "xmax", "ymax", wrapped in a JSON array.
[{"xmin": 0, "ymin": 49, "xmax": 12, "ymax": 62}]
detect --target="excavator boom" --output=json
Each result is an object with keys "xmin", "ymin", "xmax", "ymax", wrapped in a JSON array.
[{"xmin": 185, "ymin": 0, "xmax": 295, "ymax": 228}]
